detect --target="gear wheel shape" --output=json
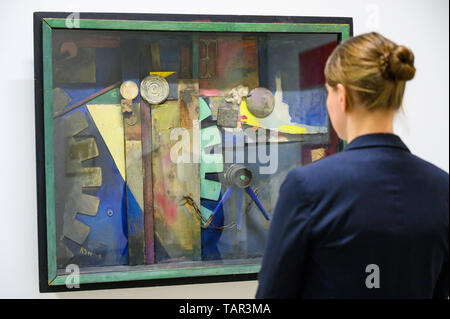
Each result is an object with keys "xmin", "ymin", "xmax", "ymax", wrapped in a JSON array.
[
  {"xmin": 54, "ymin": 110, "xmax": 102, "ymax": 267},
  {"xmin": 198, "ymin": 98, "xmax": 224, "ymax": 226}
]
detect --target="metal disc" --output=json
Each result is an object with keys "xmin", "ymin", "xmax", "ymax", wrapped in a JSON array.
[
  {"xmin": 140, "ymin": 75, "xmax": 170, "ymax": 105},
  {"xmin": 225, "ymin": 164, "xmax": 253, "ymax": 189},
  {"xmin": 120, "ymin": 81, "xmax": 139, "ymax": 100},
  {"xmin": 247, "ymin": 87, "xmax": 275, "ymax": 118}
]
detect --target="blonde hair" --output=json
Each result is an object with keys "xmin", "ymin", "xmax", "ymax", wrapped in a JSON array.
[{"xmin": 324, "ymin": 32, "xmax": 416, "ymax": 111}]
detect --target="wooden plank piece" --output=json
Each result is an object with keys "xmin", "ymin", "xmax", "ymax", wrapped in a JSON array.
[
  {"xmin": 140, "ymin": 98, "xmax": 155, "ymax": 264},
  {"xmin": 121, "ymin": 37, "xmax": 146, "ymax": 265},
  {"xmin": 152, "ymin": 89, "xmax": 201, "ymax": 262}
]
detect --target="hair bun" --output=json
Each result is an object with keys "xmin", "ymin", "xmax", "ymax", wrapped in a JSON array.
[{"xmin": 380, "ymin": 45, "xmax": 416, "ymax": 81}]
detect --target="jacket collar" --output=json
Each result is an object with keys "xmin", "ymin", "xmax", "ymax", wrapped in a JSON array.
[{"xmin": 344, "ymin": 133, "xmax": 410, "ymax": 152}]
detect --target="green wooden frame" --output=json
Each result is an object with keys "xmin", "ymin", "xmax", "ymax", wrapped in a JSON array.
[{"xmin": 40, "ymin": 16, "xmax": 351, "ymax": 288}]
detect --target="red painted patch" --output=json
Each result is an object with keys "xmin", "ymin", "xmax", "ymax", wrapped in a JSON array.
[
  {"xmin": 154, "ymin": 184, "xmax": 177, "ymax": 226},
  {"xmin": 299, "ymin": 41, "xmax": 338, "ymax": 88},
  {"xmin": 199, "ymin": 37, "xmax": 259, "ymax": 96}
]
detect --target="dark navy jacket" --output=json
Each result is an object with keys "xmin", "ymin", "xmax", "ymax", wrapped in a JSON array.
[{"xmin": 256, "ymin": 133, "xmax": 449, "ymax": 299}]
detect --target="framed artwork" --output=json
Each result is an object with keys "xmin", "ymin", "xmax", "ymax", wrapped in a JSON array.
[{"xmin": 34, "ymin": 12, "xmax": 353, "ymax": 292}]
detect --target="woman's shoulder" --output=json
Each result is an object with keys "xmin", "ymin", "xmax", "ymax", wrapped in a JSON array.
[
  {"xmin": 289, "ymin": 151, "xmax": 351, "ymax": 180},
  {"xmin": 293, "ymin": 146, "xmax": 448, "ymax": 181},
  {"xmin": 407, "ymin": 153, "xmax": 449, "ymax": 194},
  {"xmin": 408, "ymin": 153, "xmax": 449, "ymax": 180},
  {"xmin": 284, "ymin": 151, "xmax": 351, "ymax": 198},
  {"xmin": 287, "ymin": 148, "xmax": 449, "ymax": 201}
]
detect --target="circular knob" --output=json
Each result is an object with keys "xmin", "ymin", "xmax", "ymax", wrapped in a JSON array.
[{"xmin": 225, "ymin": 164, "xmax": 253, "ymax": 189}]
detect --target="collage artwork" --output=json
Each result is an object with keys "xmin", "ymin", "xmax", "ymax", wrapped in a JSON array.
[{"xmin": 51, "ymin": 29, "xmax": 340, "ymax": 271}]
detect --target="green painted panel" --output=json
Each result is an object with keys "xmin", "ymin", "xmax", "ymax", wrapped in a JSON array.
[
  {"xmin": 201, "ymin": 125, "xmax": 222, "ymax": 149},
  {"xmin": 50, "ymin": 263, "xmax": 261, "ymax": 286},
  {"xmin": 199, "ymin": 97, "xmax": 212, "ymax": 122},
  {"xmin": 200, "ymin": 205, "xmax": 213, "ymax": 227},
  {"xmin": 200, "ymin": 178, "xmax": 221, "ymax": 201},
  {"xmin": 89, "ymin": 87, "xmax": 122, "ymax": 105},
  {"xmin": 45, "ymin": 18, "xmax": 350, "ymax": 36}
]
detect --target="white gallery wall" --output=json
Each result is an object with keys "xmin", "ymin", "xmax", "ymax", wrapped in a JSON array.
[{"xmin": 0, "ymin": 0, "xmax": 448, "ymax": 298}]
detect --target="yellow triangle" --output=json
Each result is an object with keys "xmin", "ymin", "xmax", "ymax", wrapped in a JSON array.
[
  {"xmin": 149, "ymin": 71, "xmax": 175, "ymax": 78},
  {"xmin": 87, "ymin": 104, "xmax": 126, "ymax": 181}
]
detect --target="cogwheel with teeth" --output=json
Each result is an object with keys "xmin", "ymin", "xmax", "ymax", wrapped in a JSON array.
[{"xmin": 53, "ymin": 110, "xmax": 102, "ymax": 268}]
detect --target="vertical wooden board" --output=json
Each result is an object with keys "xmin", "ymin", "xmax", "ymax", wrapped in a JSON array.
[
  {"xmin": 151, "ymin": 99, "xmax": 201, "ymax": 262},
  {"xmin": 121, "ymin": 36, "xmax": 146, "ymax": 265},
  {"xmin": 180, "ymin": 46, "xmax": 192, "ymax": 78},
  {"xmin": 179, "ymin": 79, "xmax": 201, "ymax": 260},
  {"xmin": 192, "ymin": 34, "xmax": 199, "ymax": 80},
  {"xmin": 124, "ymin": 103, "xmax": 145, "ymax": 265},
  {"xmin": 178, "ymin": 79, "xmax": 199, "ymax": 129},
  {"xmin": 140, "ymin": 99, "xmax": 155, "ymax": 264},
  {"xmin": 138, "ymin": 40, "xmax": 155, "ymax": 264},
  {"xmin": 43, "ymin": 21, "xmax": 59, "ymax": 282},
  {"xmin": 150, "ymin": 42, "xmax": 161, "ymax": 71}
]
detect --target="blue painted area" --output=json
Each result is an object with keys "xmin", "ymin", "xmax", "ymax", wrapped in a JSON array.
[
  {"xmin": 95, "ymin": 48, "xmax": 121, "ymax": 84},
  {"xmin": 265, "ymin": 36, "xmax": 329, "ymax": 127},
  {"xmin": 125, "ymin": 185, "xmax": 144, "ymax": 237},
  {"xmin": 60, "ymin": 86, "xmax": 107, "ymax": 109},
  {"xmin": 291, "ymin": 86, "xmax": 329, "ymax": 127},
  {"xmin": 243, "ymin": 142, "xmax": 302, "ymax": 257},
  {"xmin": 201, "ymin": 196, "xmax": 226, "ymax": 261},
  {"xmin": 155, "ymin": 38, "xmax": 186, "ymax": 100},
  {"xmin": 63, "ymin": 105, "xmax": 129, "ymax": 267},
  {"xmin": 121, "ymin": 36, "xmax": 141, "ymax": 105}
]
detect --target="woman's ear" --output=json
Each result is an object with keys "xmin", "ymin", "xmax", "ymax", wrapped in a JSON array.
[{"xmin": 336, "ymin": 83, "xmax": 347, "ymax": 113}]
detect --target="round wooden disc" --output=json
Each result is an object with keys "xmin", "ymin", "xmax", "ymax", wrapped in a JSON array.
[
  {"xmin": 119, "ymin": 81, "xmax": 139, "ymax": 100},
  {"xmin": 140, "ymin": 75, "xmax": 170, "ymax": 105}
]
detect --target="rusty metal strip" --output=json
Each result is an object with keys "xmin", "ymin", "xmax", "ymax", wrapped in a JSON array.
[
  {"xmin": 53, "ymin": 81, "xmax": 121, "ymax": 119},
  {"xmin": 140, "ymin": 98, "xmax": 155, "ymax": 264},
  {"xmin": 179, "ymin": 79, "xmax": 198, "ymax": 129}
]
